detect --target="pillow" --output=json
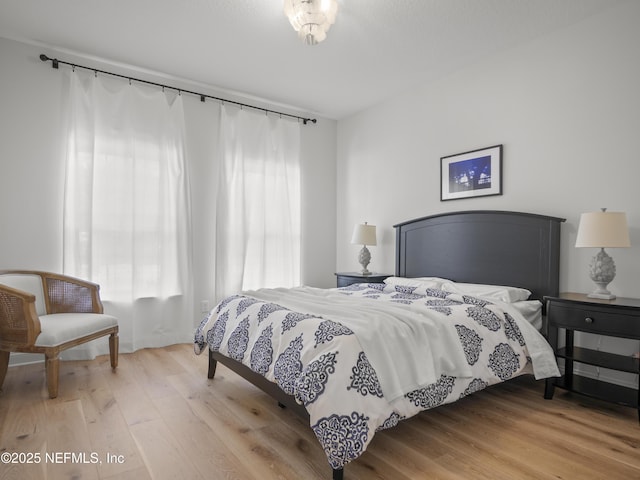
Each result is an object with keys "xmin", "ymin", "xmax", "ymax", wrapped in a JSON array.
[
  {"xmin": 440, "ymin": 281, "xmax": 531, "ymax": 303},
  {"xmin": 509, "ymin": 300, "xmax": 542, "ymax": 330},
  {"xmin": 383, "ymin": 276, "xmax": 450, "ymax": 289}
]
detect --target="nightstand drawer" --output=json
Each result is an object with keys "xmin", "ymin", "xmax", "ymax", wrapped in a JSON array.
[{"xmin": 549, "ymin": 304, "xmax": 640, "ymax": 338}]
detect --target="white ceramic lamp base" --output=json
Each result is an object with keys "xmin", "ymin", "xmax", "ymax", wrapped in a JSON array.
[
  {"xmin": 358, "ymin": 245, "xmax": 372, "ymax": 276},
  {"xmin": 587, "ymin": 248, "xmax": 616, "ymax": 300}
]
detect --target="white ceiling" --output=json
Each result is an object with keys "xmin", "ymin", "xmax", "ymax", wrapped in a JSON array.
[{"xmin": 0, "ymin": 0, "xmax": 627, "ymax": 119}]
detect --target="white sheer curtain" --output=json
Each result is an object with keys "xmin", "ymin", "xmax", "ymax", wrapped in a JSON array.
[
  {"xmin": 215, "ymin": 105, "xmax": 301, "ymax": 300},
  {"xmin": 63, "ymin": 70, "xmax": 193, "ymax": 359}
]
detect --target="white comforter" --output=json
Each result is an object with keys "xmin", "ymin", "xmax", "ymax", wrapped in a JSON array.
[
  {"xmin": 245, "ymin": 286, "xmax": 474, "ymax": 402},
  {"xmin": 194, "ymin": 282, "xmax": 559, "ymax": 470}
]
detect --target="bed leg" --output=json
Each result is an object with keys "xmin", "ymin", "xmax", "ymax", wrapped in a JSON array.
[
  {"xmin": 544, "ymin": 378, "xmax": 555, "ymax": 399},
  {"xmin": 208, "ymin": 350, "xmax": 218, "ymax": 379},
  {"xmin": 332, "ymin": 467, "xmax": 344, "ymax": 480}
]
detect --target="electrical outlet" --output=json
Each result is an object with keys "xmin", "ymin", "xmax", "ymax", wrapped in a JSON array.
[{"xmin": 200, "ymin": 300, "xmax": 210, "ymax": 313}]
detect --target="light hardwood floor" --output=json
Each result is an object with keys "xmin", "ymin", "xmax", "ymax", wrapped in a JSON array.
[{"xmin": 0, "ymin": 344, "xmax": 638, "ymax": 480}]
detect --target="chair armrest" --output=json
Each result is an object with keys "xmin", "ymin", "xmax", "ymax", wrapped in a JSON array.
[
  {"xmin": 40, "ymin": 272, "xmax": 104, "ymax": 314},
  {"xmin": 0, "ymin": 284, "xmax": 42, "ymax": 348}
]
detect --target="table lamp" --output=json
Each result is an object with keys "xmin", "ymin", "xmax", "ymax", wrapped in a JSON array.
[
  {"xmin": 575, "ymin": 208, "xmax": 630, "ymax": 299},
  {"xmin": 351, "ymin": 222, "xmax": 377, "ymax": 275}
]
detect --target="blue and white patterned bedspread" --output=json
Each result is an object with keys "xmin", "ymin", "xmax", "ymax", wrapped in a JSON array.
[{"xmin": 194, "ymin": 282, "xmax": 559, "ymax": 470}]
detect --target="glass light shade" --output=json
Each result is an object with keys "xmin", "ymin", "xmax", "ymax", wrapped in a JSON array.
[
  {"xmin": 284, "ymin": 0, "xmax": 338, "ymax": 45},
  {"xmin": 575, "ymin": 211, "xmax": 630, "ymax": 248},
  {"xmin": 351, "ymin": 223, "xmax": 377, "ymax": 246}
]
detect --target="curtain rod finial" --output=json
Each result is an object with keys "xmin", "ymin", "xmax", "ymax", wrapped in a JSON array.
[{"xmin": 39, "ymin": 54, "xmax": 58, "ymax": 69}]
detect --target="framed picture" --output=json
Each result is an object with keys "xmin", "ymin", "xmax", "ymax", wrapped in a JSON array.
[{"xmin": 440, "ymin": 144, "xmax": 503, "ymax": 201}]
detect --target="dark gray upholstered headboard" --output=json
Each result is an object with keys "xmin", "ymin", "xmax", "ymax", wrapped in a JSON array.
[{"xmin": 394, "ymin": 211, "xmax": 565, "ymax": 303}]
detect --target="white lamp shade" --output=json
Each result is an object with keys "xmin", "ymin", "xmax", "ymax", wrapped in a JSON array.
[
  {"xmin": 351, "ymin": 223, "xmax": 377, "ymax": 246},
  {"xmin": 575, "ymin": 211, "xmax": 630, "ymax": 248}
]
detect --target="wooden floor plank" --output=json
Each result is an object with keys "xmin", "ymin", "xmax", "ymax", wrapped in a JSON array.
[
  {"xmin": 129, "ymin": 418, "xmax": 203, "ymax": 479},
  {"xmin": 476, "ymin": 386, "xmax": 640, "ymax": 474},
  {"xmin": 43, "ymin": 399, "xmax": 99, "ymax": 480},
  {"xmin": 153, "ymin": 383, "xmax": 257, "ymax": 480},
  {"xmin": 0, "ymin": 402, "xmax": 48, "ymax": 480},
  {"xmin": 1, "ymin": 344, "xmax": 638, "ymax": 480},
  {"xmin": 78, "ymin": 369, "xmax": 148, "ymax": 478},
  {"xmin": 101, "ymin": 353, "xmax": 163, "ymax": 427},
  {"xmin": 166, "ymin": 369, "xmax": 305, "ymax": 480}
]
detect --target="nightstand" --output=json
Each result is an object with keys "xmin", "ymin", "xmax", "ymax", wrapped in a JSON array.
[
  {"xmin": 544, "ymin": 292, "xmax": 640, "ymax": 421},
  {"xmin": 335, "ymin": 272, "xmax": 391, "ymax": 288}
]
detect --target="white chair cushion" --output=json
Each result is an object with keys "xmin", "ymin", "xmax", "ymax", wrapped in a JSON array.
[
  {"xmin": 0, "ymin": 274, "xmax": 47, "ymax": 316},
  {"xmin": 35, "ymin": 313, "xmax": 118, "ymax": 347}
]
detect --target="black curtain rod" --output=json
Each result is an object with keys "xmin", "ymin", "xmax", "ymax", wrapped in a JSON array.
[{"xmin": 39, "ymin": 54, "xmax": 317, "ymax": 125}]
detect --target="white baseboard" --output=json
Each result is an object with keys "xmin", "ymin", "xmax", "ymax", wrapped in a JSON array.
[
  {"xmin": 8, "ymin": 352, "xmax": 43, "ymax": 367},
  {"xmin": 564, "ymin": 364, "xmax": 639, "ymax": 390}
]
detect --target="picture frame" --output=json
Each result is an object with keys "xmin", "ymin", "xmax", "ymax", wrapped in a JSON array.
[{"xmin": 440, "ymin": 144, "xmax": 503, "ymax": 201}]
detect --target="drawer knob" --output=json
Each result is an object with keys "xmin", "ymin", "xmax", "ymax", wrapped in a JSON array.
[{"xmin": 584, "ymin": 317, "xmax": 594, "ymax": 324}]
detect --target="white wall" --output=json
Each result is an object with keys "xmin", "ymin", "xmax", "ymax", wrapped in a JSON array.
[
  {"xmin": 336, "ymin": 2, "xmax": 640, "ymax": 383},
  {"xmin": 0, "ymin": 40, "xmax": 66, "ymax": 269},
  {"xmin": 0, "ymin": 37, "xmax": 338, "ymax": 331},
  {"xmin": 301, "ymin": 118, "xmax": 338, "ymax": 288},
  {"xmin": 338, "ymin": 1, "xmax": 639, "ymax": 293}
]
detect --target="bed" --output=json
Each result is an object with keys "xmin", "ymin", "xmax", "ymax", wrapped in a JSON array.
[{"xmin": 194, "ymin": 210, "xmax": 565, "ymax": 479}]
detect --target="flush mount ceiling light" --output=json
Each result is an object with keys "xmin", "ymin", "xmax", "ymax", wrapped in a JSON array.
[{"xmin": 284, "ymin": 0, "xmax": 338, "ymax": 45}]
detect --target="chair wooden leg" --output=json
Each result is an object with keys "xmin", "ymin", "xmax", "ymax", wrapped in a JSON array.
[
  {"xmin": 45, "ymin": 351, "xmax": 60, "ymax": 399},
  {"xmin": 0, "ymin": 351, "xmax": 10, "ymax": 392},
  {"xmin": 109, "ymin": 332, "xmax": 119, "ymax": 370}
]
